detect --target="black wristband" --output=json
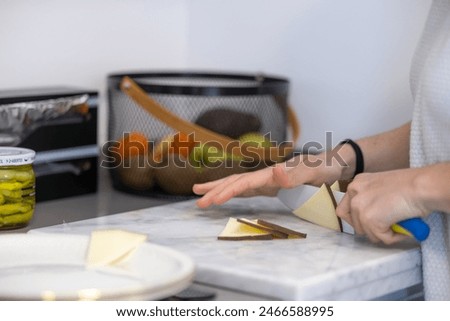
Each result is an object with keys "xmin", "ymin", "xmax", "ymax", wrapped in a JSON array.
[{"xmin": 339, "ymin": 139, "xmax": 364, "ymax": 178}]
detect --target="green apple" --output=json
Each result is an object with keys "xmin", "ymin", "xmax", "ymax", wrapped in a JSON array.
[
  {"xmin": 238, "ymin": 133, "xmax": 272, "ymax": 148},
  {"xmin": 189, "ymin": 143, "xmax": 242, "ymax": 167},
  {"xmin": 188, "ymin": 145, "xmax": 204, "ymax": 168}
]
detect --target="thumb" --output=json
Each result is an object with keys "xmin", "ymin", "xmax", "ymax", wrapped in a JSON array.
[
  {"xmin": 272, "ymin": 164, "xmax": 291, "ymax": 188},
  {"xmin": 273, "ymin": 163, "xmax": 308, "ymax": 188}
]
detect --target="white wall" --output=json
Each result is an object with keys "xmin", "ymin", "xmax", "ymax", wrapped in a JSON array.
[
  {"xmin": 0, "ymin": 0, "xmax": 432, "ymax": 147},
  {"xmin": 186, "ymin": 0, "xmax": 432, "ymax": 148},
  {"xmin": 0, "ymin": 0, "xmax": 189, "ymax": 144},
  {"xmin": 0, "ymin": 0, "xmax": 189, "ymax": 89}
]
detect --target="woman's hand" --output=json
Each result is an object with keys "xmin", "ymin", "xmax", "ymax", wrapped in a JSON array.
[
  {"xmin": 335, "ymin": 168, "xmax": 429, "ymax": 244},
  {"xmin": 193, "ymin": 152, "xmax": 345, "ymax": 208}
]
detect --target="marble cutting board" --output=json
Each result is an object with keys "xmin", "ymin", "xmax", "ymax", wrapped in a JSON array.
[{"xmin": 31, "ymin": 196, "xmax": 422, "ymax": 300}]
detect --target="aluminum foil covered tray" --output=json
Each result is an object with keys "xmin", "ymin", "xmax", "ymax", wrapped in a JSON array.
[{"xmin": 0, "ymin": 95, "xmax": 89, "ymax": 146}]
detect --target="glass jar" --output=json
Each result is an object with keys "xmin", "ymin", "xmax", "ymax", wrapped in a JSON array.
[{"xmin": 0, "ymin": 147, "xmax": 36, "ymax": 230}]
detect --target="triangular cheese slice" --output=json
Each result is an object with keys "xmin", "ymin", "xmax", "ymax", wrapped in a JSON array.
[
  {"xmin": 255, "ymin": 219, "xmax": 307, "ymax": 239},
  {"xmin": 218, "ymin": 218, "xmax": 273, "ymax": 240},
  {"xmin": 293, "ymin": 184, "xmax": 342, "ymax": 232},
  {"xmin": 86, "ymin": 229, "xmax": 148, "ymax": 267},
  {"xmin": 236, "ymin": 218, "xmax": 289, "ymax": 238}
]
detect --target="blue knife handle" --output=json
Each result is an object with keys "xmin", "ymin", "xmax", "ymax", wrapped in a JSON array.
[{"xmin": 396, "ymin": 218, "xmax": 430, "ymax": 242}]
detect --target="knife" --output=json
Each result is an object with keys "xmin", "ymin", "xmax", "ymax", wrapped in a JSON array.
[{"xmin": 277, "ymin": 184, "xmax": 430, "ymax": 242}]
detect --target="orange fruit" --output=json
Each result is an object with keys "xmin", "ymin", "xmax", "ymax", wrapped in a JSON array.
[
  {"xmin": 115, "ymin": 132, "xmax": 149, "ymax": 159},
  {"xmin": 170, "ymin": 132, "xmax": 197, "ymax": 158},
  {"xmin": 153, "ymin": 132, "xmax": 197, "ymax": 162}
]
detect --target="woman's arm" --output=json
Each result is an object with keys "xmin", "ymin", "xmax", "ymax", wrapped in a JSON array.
[
  {"xmin": 194, "ymin": 122, "xmax": 412, "ymax": 208},
  {"xmin": 416, "ymin": 162, "xmax": 450, "ymax": 214},
  {"xmin": 339, "ymin": 122, "xmax": 411, "ymax": 180}
]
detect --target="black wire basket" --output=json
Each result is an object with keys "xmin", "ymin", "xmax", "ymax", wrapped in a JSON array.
[{"xmin": 106, "ymin": 71, "xmax": 296, "ymax": 199}]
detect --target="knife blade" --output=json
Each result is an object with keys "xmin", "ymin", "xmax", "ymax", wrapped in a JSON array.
[{"xmin": 277, "ymin": 184, "xmax": 430, "ymax": 242}]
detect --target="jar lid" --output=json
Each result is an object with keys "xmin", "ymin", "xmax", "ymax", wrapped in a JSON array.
[{"xmin": 0, "ymin": 147, "xmax": 35, "ymax": 165}]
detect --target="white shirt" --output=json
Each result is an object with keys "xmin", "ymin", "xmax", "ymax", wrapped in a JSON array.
[{"xmin": 410, "ymin": 0, "xmax": 450, "ymax": 300}]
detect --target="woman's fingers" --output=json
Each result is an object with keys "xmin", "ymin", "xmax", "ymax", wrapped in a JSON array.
[
  {"xmin": 194, "ymin": 167, "xmax": 276, "ymax": 208},
  {"xmin": 361, "ymin": 222, "xmax": 409, "ymax": 244},
  {"xmin": 336, "ymin": 173, "xmax": 416, "ymax": 245},
  {"xmin": 209, "ymin": 161, "xmax": 310, "ymax": 204},
  {"xmin": 335, "ymin": 193, "xmax": 354, "ymax": 230},
  {"xmin": 192, "ymin": 175, "xmax": 238, "ymax": 195},
  {"xmin": 376, "ymin": 231, "xmax": 409, "ymax": 245},
  {"xmin": 194, "ymin": 175, "xmax": 242, "ymax": 208}
]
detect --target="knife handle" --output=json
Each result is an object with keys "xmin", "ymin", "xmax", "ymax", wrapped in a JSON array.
[{"xmin": 392, "ymin": 218, "xmax": 430, "ymax": 242}]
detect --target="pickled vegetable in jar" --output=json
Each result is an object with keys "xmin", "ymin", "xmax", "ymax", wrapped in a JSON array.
[{"xmin": 0, "ymin": 147, "xmax": 36, "ymax": 230}]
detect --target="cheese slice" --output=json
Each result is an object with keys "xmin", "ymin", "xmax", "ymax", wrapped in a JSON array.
[
  {"xmin": 86, "ymin": 229, "xmax": 148, "ymax": 267},
  {"xmin": 218, "ymin": 218, "xmax": 273, "ymax": 240},
  {"xmin": 293, "ymin": 184, "xmax": 342, "ymax": 232},
  {"xmin": 255, "ymin": 219, "xmax": 307, "ymax": 239},
  {"xmin": 236, "ymin": 218, "xmax": 289, "ymax": 239}
]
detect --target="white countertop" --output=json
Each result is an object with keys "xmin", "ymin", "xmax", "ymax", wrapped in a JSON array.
[{"xmin": 31, "ymin": 196, "xmax": 423, "ymax": 300}]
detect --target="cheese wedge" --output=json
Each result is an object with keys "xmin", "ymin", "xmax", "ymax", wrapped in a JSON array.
[
  {"xmin": 218, "ymin": 218, "xmax": 273, "ymax": 240},
  {"xmin": 293, "ymin": 183, "xmax": 342, "ymax": 232},
  {"xmin": 86, "ymin": 229, "xmax": 148, "ymax": 267}
]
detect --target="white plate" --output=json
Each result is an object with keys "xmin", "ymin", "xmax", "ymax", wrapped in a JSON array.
[{"xmin": 0, "ymin": 234, "xmax": 195, "ymax": 300}]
